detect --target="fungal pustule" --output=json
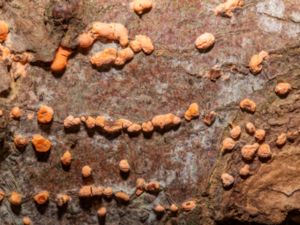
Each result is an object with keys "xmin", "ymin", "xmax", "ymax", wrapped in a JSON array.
[
  {"xmin": 116, "ymin": 118, "xmax": 133, "ymax": 130},
  {"xmin": 0, "ymin": 21, "xmax": 9, "ymax": 42},
  {"xmin": 91, "ymin": 186, "xmax": 104, "ymax": 197},
  {"xmin": 230, "ymin": 125, "xmax": 241, "ymax": 140},
  {"xmin": 214, "ymin": 0, "xmax": 244, "ymax": 17},
  {"xmin": 239, "ymin": 164, "xmax": 250, "ymax": 178},
  {"xmin": 221, "ymin": 137, "xmax": 236, "ymax": 153},
  {"xmin": 245, "ymin": 122, "xmax": 256, "ymax": 135},
  {"xmin": 239, "ymin": 98, "xmax": 256, "ymax": 113},
  {"xmin": 127, "ymin": 123, "xmax": 142, "ymax": 134},
  {"xmin": 195, "ymin": 33, "xmax": 215, "ymax": 50},
  {"xmin": 82, "ymin": 165, "xmax": 92, "ymax": 178},
  {"xmin": 22, "ymin": 217, "xmax": 32, "ymax": 225},
  {"xmin": 79, "ymin": 185, "xmax": 92, "ymax": 198},
  {"xmin": 134, "ymin": 35, "xmax": 154, "ymax": 54},
  {"xmin": 181, "ymin": 200, "xmax": 196, "ymax": 212},
  {"xmin": 97, "ymin": 207, "xmax": 107, "ymax": 218},
  {"xmin": 203, "ymin": 111, "xmax": 217, "ymax": 126},
  {"xmin": 83, "ymin": 116, "xmax": 96, "ymax": 129},
  {"xmin": 78, "ymin": 32, "xmax": 95, "ymax": 49},
  {"xmin": 170, "ymin": 204, "xmax": 178, "ymax": 213},
  {"xmin": 64, "ymin": 115, "xmax": 81, "ymax": 128},
  {"xmin": 32, "ymin": 134, "xmax": 52, "ymax": 153},
  {"xmin": 103, "ymin": 187, "xmax": 113, "ymax": 198},
  {"xmin": 10, "ymin": 106, "xmax": 22, "ymax": 120},
  {"xmin": 115, "ymin": 47, "xmax": 134, "ymax": 66},
  {"xmin": 119, "ymin": 159, "xmax": 130, "ymax": 173},
  {"xmin": 91, "ymin": 22, "xmax": 129, "ymax": 47},
  {"xmin": 56, "ymin": 194, "xmax": 71, "ymax": 207},
  {"xmin": 276, "ymin": 133, "xmax": 287, "ymax": 146},
  {"xmin": 129, "ymin": 40, "xmax": 142, "ymax": 53},
  {"xmin": 0, "ymin": 190, "xmax": 4, "ymax": 202},
  {"xmin": 145, "ymin": 181, "xmax": 160, "ymax": 193},
  {"xmin": 34, "ymin": 191, "xmax": 49, "ymax": 205},
  {"xmin": 115, "ymin": 191, "xmax": 130, "ymax": 203},
  {"xmin": 255, "ymin": 129, "xmax": 266, "ymax": 142},
  {"xmin": 136, "ymin": 178, "xmax": 146, "ymax": 188},
  {"xmin": 184, "ymin": 103, "xmax": 200, "ymax": 121},
  {"xmin": 131, "ymin": 0, "xmax": 153, "ymax": 15},
  {"xmin": 14, "ymin": 134, "xmax": 29, "ymax": 150},
  {"xmin": 136, "ymin": 178, "xmax": 145, "ymax": 196},
  {"xmin": 142, "ymin": 121, "xmax": 154, "ymax": 133},
  {"xmin": 37, "ymin": 105, "xmax": 54, "ymax": 124},
  {"xmin": 241, "ymin": 143, "xmax": 259, "ymax": 161},
  {"xmin": 103, "ymin": 121, "xmax": 123, "ymax": 134},
  {"xmin": 9, "ymin": 192, "xmax": 22, "ymax": 206},
  {"xmin": 249, "ymin": 51, "xmax": 268, "ymax": 74},
  {"xmin": 95, "ymin": 116, "xmax": 106, "ymax": 128},
  {"xmin": 275, "ymin": 82, "xmax": 291, "ymax": 96},
  {"xmin": 221, "ymin": 173, "xmax": 234, "ymax": 188},
  {"xmin": 51, "ymin": 46, "xmax": 72, "ymax": 73},
  {"xmin": 61, "ymin": 150, "xmax": 72, "ymax": 166},
  {"xmin": 151, "ymin": 113, "xmax": 181, "ymax": 130},
  {"xmin": 90, "ymin": 48, "xmax": 117, "ymax": 67},
  {"xmin": 153, "ymin": 204, "xmax": 165, "ymax": 214},
  {"xmin": 257, "ymin": 143, "xmax": 272, "ymax": 159}
]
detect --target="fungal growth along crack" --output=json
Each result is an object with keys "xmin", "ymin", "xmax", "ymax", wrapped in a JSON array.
[{"xmin": 0, "ymin": 0, "xmax": 298, "ymax": 224}]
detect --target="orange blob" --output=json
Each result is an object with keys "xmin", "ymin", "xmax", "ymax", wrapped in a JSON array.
[
  {"xmin": 34, "ymin": 191, "xmax": 49, "ymax": 205},
  {"xmin": 22, "ymin": 216, "xmax": 32, "ymax": 225},
  {"xmin": 195, "ymin": 33, "xmax": 215, "ymax": 50},
  {"xmin": 10, "ymin": 106, "xmax": 22, "ymax": 120},
  {"xmin": 135, "ymin": 35, "xmax": 154, "ymax": 54},
  {"xmin": 115, "ymin": 191, "xmax": 130, "ymax": 203},
  {"xmin": 240, "ymin": 98, "xmax": 256, "ymax": 113},
  {"xmin": 31, "ymin": 134, "xmax": 52, "ymax": 153},
  {"xmin": 9, "ymin": 191, "xmax": 22, "ymax": 206},
  {"xmin": 249, "ymin": 51, "xmax": 268, "ymax": 74},
  {"xmin": 0, "ymin": 190, "xmax": 5, "ymax": 202},
  {"xmin": 127, "ymin": 123, "xmax": 142, "ymax": 134},
  {"xmin": 215, "ymin": 0, "xmax": 244, "ymax": 17},
  {"xmin": 97, "ymin": 207, "xmax": 107, "ymax": 218},
  {"xmin": 275, "ymin": 82, "xmax": 291, "ymax": 96},
  {"xmin": 82, "ymin": 165, "xmax": 92, "ymax": 178},
  {"xmin": 78, "ymin": 32, "xmax": 95, "ymax": 49},
  {"xmin": 184, "ymin": 103, "xmax": 200, "ymax": 121},
  {"xmin": 119, "ymin": 159, "xmax": 130, "ymax": 173},
  {"xmin": 14, "ymin": 134, "xmax": 29, "ymax": 149},
  {"xmin": 131, "ymin": 0, "xmax": 153, "ymax": 15},
  {"xmin": 79, "ymin": 185, "xmax": 93, "ymax": 198},
  {"xmin": 0, "ymin": 21, "xmax": 9, "ymax": 42},
  {"xmin": 37, "ymin": 105, "xmax": 54, "ymax": 124},
  {"xmin": 90, "ymin": 48, "xmax": 117, "ymax": 67},
  {"xmin": 51, "ymin": 46, "xmax": 72, "ymax": 73},
  {"xmin": 56, "ymin": 194, "xmax": 71, "ymax": 207},
  {"xmin": 115, "ymin": 47, "xmax": 134, "ymax": 66},
  {"xmin": 181, "ymin": 200, "xmax": 196, "ymax": 211},
  {"xmin": 61, "ymin": 150, "xmax": 72, "ymax": 166},
  {"xmin": 151, "ymin": 113, "xmax": 181, "ymax": 130},
  {"xmin": 153, "ymin": 204, "xmax": 165, "ymax": 214}
]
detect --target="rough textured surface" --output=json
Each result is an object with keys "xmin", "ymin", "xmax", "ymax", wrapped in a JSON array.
[{"xmin": 0, "ymin": 0, "xmax": 300, "ymax": 224}]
